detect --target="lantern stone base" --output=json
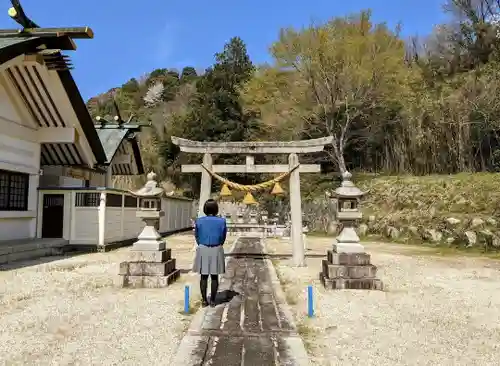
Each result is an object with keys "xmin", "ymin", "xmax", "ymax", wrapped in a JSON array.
[
  {"xmin": 334, "ymin": 242, "xmax": 365, "ymax": 253},
  {"xmin": 319, "ymin": 250, "xmax": 383, "ymax": 290},
  {"xmin": 121, "ymin": 271, "xmax": 180, "ymax": 288},
  {"xmin": 119, "ymin": 248, "xmax": 180, "ymax": 288}
]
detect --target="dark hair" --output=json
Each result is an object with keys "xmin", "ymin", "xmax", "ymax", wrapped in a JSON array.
[{"xmin": 203, "ymin": 199, "xmax": 219, "ymax": 216}]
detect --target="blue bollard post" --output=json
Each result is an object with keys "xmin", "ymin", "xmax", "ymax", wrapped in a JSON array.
[
  {"xmin": 184, "ymin": 285, "xmax": 190, "ymax": 313},
  {"xmin": 307, "ymin": 285, "xmax": 314, "ymax": 318}
]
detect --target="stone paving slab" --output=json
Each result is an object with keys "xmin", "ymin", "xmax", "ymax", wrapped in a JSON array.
[{"xmin": 173, "ymin": 237, "xmax": 309, "ymax": 366}]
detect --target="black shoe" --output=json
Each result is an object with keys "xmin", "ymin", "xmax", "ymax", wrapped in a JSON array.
[
  {"xmin": 202, "ymin": 299, "xmax": 209, "ymax": 307},
  {"xmin": 209, "ymin": 298, "xmax": 216, "ymax": 307}
]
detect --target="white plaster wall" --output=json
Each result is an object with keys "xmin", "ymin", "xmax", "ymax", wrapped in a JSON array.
[
  {"xmin": 41, "ymin": 166, "xmax": 63, "ymax": 176},
  {"xmin": 159, "ymin": 197, "xmax": 193, "ymax": 233},
  {"xmin": 42, "ymin": 167, "xmax": 83, "ymax": 188},
  {"xmin": 0, "ymin": 84, "xmax": 40, "ymax": 241},
  {"xmin": 122, "ymin": 208, "xmax": 144, "ymax": 238},
  {"xmin": 68, "ymin": 194, "xmax": 193, "ymax": 245},
  {"xmin": 60, "ymin": 176, "xmax": 84, "ymax": 187},
  {"xmin": 39, "ymin": 172, "xmax": 61, "ymax": 187},
  {"xmin": 71, "ymin": 207, "xmax": 99, "ymax": 244},
  {"xmin": 90, "ymin": 171, "xmax": 105, "ymax": 187},
  {"xmin": 104, "ymin": 207, "xmax": 145, "ymax": 243},
  {"xmin": 69, "ymin": 197, "xmax": 143, "ymax": 245},
  {"xmin": 41, "ymin": 168, "xmax": 106, "ymax": 188},
  {"xmin": 104, "ymin": 207, "xmax": 123, "ymax": 242},
  {"xmin": 40, "ymin": 167, "xmax": 63, "ymax": 188}
]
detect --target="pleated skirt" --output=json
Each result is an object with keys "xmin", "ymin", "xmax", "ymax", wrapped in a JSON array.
[{"xmin": 193, "ymin": 245, "xmax": 226, "ymax": 275}]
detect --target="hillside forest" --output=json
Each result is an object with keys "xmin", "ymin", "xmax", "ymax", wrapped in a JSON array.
[{"xmin": 87, "ymin": 1, "xmax": 500, "ymax": 198}]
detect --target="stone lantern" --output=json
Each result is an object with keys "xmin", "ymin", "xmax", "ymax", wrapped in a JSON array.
[
  {"xmin": 261, "ymin": 211, "xmax": 269, "ymax": 226},
  {"xmin": 319, "ymin": 171, "xmax": 383, "ymax": 290},
  {"xmin": 332, "ymin": 171, "xmax": 366, "ymax": 253},
  {"xmin": 119, "ymin": 172, "xmax": 180, "ymax": 288},
  {"xmin": 224, "ymin": 212, "xmax": 232, "ymax": 237},
  {"xmin": 236, "ymin": 209, "xmax": 244, "ymax": 224},
  {"xmin": 270, "ymin": 213, "xmax": 279, "ymax": 237},
  {"xmin": 249, "ymin": 210, "xmax": 258, "ymax": 224},
  {"xmin": 261, "ymin": 212, "xmax": 269, "ymax": 237}
]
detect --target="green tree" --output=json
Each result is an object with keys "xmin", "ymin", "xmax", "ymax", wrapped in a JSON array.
[
  {"xmin": 149, "ymin": 68, "xmax": 168, "ymax": 80},
  {"xmin": 413, "ymin": 0, "xmax": 500, "ymax": 81},
  {"xmin": 180, "ymin": 66, "xmax": 198, "ymax": 83},
  {"xmin": 121, "ymin": 78, "xmax": 140, "ymax": 94},
  {"xmin": 162, "ymin": 71, "xmax": 180, "ymax": 102},
  {"xmin": 178, "ymin": 36, "xmax": 258, "ymax": 142},
  {"xmin": 270, "ymin": 11, "xmax": 412, "ymax": 173}
]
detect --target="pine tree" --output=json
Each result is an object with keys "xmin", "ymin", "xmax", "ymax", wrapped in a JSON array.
[
  {"xmin": 168, "ymin": 37, "xmax": 261, "ymax": 186},
  {"xmin": 181, "ymin": 37, "xmax": 258, "ymax": 142},
  {"xmin": 180, "ymin": 66, "xmax": 198, "ymax": 83}
]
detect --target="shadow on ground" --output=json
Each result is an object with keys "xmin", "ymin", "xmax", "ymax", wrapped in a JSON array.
[
  {"xmin": 0, "ymin": 251, "xmax": 90, "ymax": 271},
  {"xmin": 214, "ymin": 289, "xmax": 240, "ymax": 305}
]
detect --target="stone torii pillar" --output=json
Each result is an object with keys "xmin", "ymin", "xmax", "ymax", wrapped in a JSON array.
[
  {"xmin": 170, "ymin": 135, "xmax": 334, "ymax": 267},
  {"xmin": 198, "ymin": 153, "xmax": 212, "ymax": 217},
  {"xmin": 289, "ymin": 153, "xmax": 305, "ymax": 266}
]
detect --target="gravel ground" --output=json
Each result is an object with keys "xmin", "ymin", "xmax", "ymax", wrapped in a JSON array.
[
  {"xmin": 267, "ymin": 237, "xmax": 500, "ymax": 366},
  {"xmin": 0, "ymin": 234, "xmax": 201, "ymax": 366}
]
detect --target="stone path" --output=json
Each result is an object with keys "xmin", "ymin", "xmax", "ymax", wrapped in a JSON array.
[{"xmin": 173, "ymin": 237, "xmax": 309, "ymax": 366}]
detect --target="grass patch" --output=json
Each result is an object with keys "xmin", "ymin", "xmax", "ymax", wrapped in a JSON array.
[
  {"xmin": 14, "ymin": 293, "xmax": 32, "ymax": 302},
  {"xmin": 271, "ymin": 259, "xmax": 298, "ymax": 305},
  {"xmin": 278, "ymin": 283, "xmax": 299, "ymax": 306},
  {"xmin": 285, "ymin": 291, "xmax": 298, "ymax": 305},
  {"xmin": 357, "ymin": 173, "xmax": 500, "ymax": 229},
  {"xmin": 309, "ymin": 228, "xmax": 500, "ymax": 259},
  {"xmin": 296, "ymin": 319, "xmax": 318, "ymax": 352},
  {"xmin": 176, "ymin": 279, "xmax": 202, "ymax": 316},
  {"xmin": 178, "ymin": 298, "xmax": 201, "ymax": 316},
  {"xmin": 365, "ymin": 234, "xmax": 500, "ymax": 259},
  {"xmin": 46, "ymin": 262, "xmax": 88, "ymax": 272},
  {"xmin": 269, "ymin": 258, "xmax": 321, "ymax": 354}
]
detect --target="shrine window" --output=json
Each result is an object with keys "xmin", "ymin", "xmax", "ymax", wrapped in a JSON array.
[{"xmin": 0, "ymin": 169, "xmax": 29, "ymax": 211}]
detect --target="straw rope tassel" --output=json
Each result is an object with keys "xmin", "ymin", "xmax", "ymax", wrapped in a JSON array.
[
  {"xmin": 242, "ymin": 191, "xmax": 258, "ymax": 205},
  {"xmin": 220, "ymin": 183, "xmax": 232, "ymax": 197},
  {"xmin": 271, "ymin": 182, "xmax": 284, "ymax": 195}
]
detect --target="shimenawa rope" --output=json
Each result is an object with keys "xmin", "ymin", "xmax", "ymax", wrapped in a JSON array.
[{"xmin": 200, "ymin": 164, "xmax": 299, "ymax": 192}]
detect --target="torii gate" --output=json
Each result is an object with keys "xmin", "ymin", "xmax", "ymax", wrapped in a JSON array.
[{"xmin": 171, "ymin": 136, "xmax": 334, "ymax": 266}]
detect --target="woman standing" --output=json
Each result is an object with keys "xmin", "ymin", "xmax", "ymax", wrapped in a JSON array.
[{"xmin": 193, "ymin": 199, "xmax": 227, "ymax": 307}]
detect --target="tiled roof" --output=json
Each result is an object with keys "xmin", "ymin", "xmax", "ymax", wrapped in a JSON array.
[
  {"xmin": 96, "ymin": 128, "xmax": 129, "ymax": 163},
  {"xmin": 0, "ymin": 37, "xmax": 34, "ymax": 49}
]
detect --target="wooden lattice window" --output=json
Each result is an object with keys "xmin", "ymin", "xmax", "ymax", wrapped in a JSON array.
[
  {"xmin": 75, "ymin": 192, "xmax": 100, "ymax": 207},
  {"xmin": 0, "ymin": 169, "xmax": 29, "ymax": 211}
]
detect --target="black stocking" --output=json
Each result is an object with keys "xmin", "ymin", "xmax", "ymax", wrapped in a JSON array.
[
  {"xmin": 200, "ymin": 274, "xmax": 209, "ymax": 302},
  {"xmin": 210, "ymin": 274, "xmax": 219, "ymax": 303}
]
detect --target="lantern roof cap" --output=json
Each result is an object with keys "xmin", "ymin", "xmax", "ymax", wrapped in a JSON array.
[
  {"xmin": 332, "ymin": 171, "xmax": 367, "ymax": 198},
  {"xmin": 132, "ymin": 171, "xmax": 164, "ymax": 197}
]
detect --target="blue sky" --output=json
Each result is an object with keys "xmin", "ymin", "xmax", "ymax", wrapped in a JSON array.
[{"xmin": 0, "ymin": 0, "xmax": 449, "ymax": 100}]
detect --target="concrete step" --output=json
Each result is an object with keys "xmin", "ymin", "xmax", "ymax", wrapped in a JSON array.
[{"xmin": 0, "ymin": 239, "xmax": 68, "ymax": 265}]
